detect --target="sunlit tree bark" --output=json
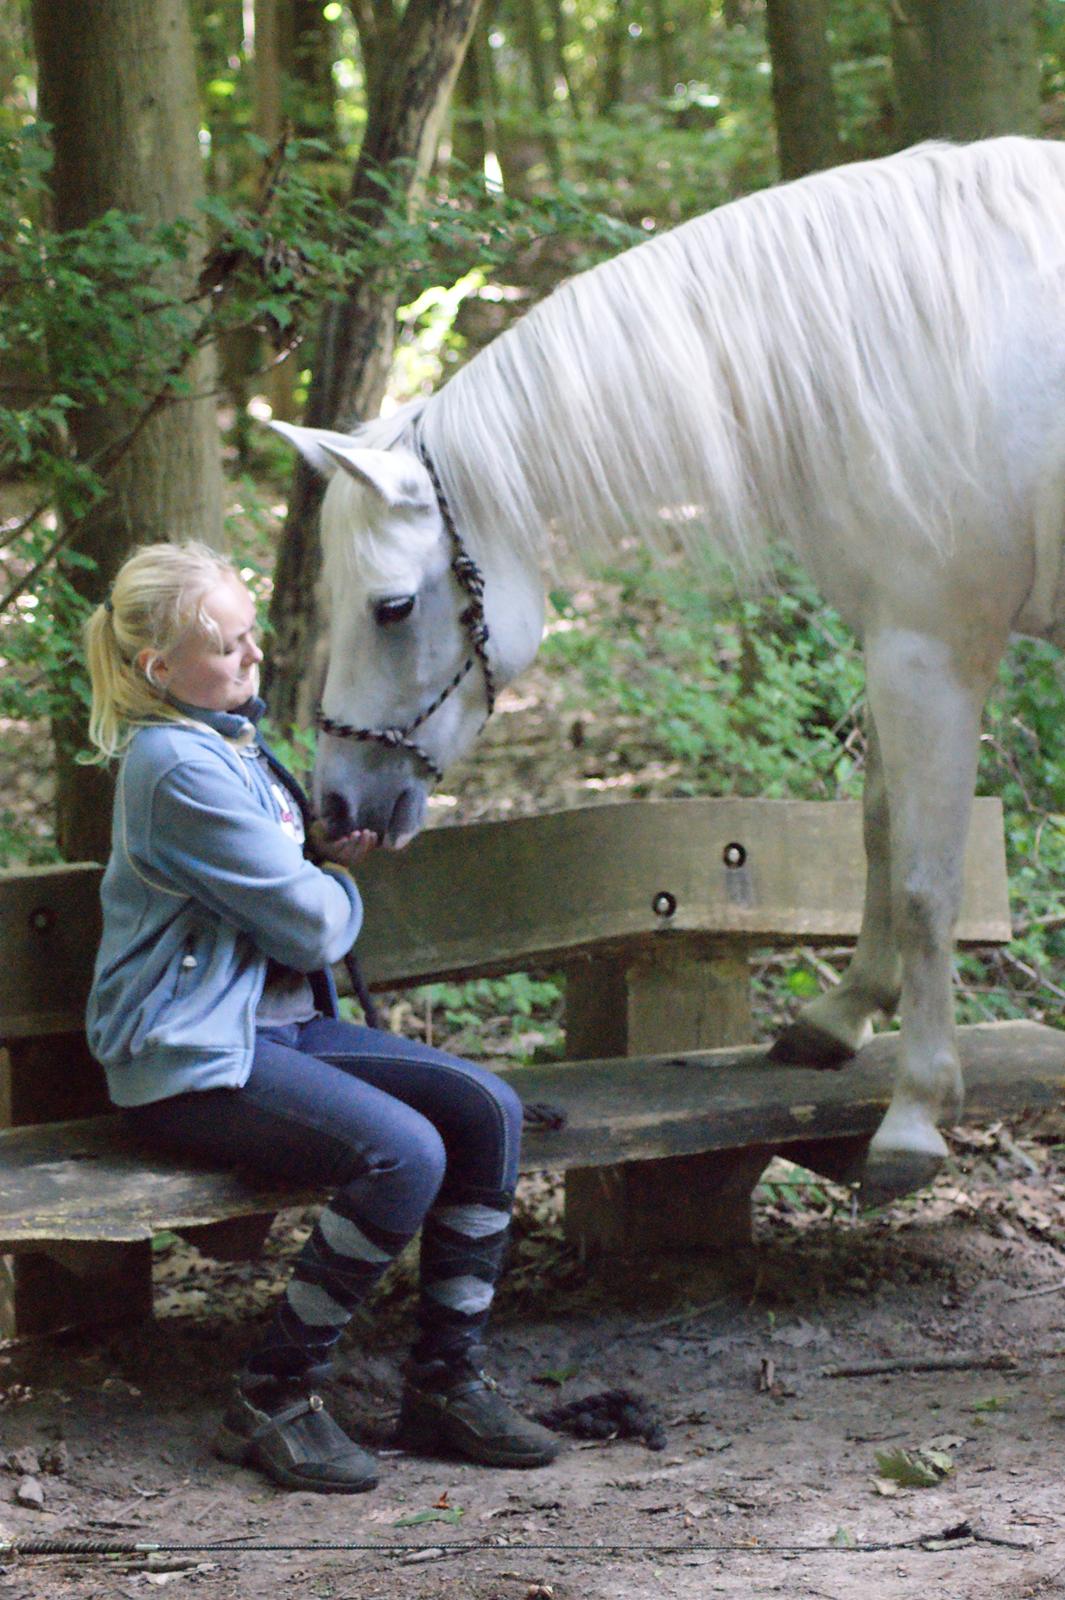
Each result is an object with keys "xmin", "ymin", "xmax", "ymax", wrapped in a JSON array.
[
  {"xmin": 265, "ymin": 0, "xmax": 484, "ymax": 727},
  {"xmin": 31, "ymin": 0, "xmax": 224, "ymax": 861}
]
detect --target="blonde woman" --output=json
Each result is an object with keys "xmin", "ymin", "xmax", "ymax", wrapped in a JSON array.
[{"xmin": 84, "ymin": 541, "xmax": 557, "ymax": 1493}]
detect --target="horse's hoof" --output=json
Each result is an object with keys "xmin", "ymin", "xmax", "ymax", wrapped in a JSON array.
[
  {"xmin": 859, "ymin": 1147, "xmax": 945, "ymax": 1208},
  {"xmin": 767, "ymin": 1020, "xmax": 856, "ymax": 1069}
]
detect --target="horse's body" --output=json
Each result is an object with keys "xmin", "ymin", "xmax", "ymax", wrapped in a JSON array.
[{"xmin": 276, "ymin": 137, "xmax": 1065, "ymax": 1200}]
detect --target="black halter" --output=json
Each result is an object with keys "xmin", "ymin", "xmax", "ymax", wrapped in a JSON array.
[{"xmin": 315, "ymin": 444, "xmax": 496, "ymax": 783}]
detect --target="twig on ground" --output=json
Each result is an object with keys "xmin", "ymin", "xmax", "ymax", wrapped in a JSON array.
[
  {"xmin": 1005, "ymin": 1281, "xmax": 1065, "ymax": 1303},
  {"xmin": 821, "ymin": 1351, "xmax": 1023, "ymax": 1378},
  {"xmin": 614, "ymin": 1299, "xmax": 726, "ymax": 1340}
]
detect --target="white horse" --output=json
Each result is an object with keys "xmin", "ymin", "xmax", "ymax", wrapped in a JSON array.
[{"xmin": 275, "ymin": 136, "xmax": 1065, "ymax": 1203}]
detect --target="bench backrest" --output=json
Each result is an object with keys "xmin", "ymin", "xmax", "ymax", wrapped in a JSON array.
[{"xmin": 0, "ymin": 796, "xmax": 1011, "ymax": 1040}]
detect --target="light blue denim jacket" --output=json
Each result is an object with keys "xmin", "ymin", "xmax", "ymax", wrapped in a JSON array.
[{"xmin": 86, "ymin": 700, "xmax": 362, "ymax": 1107}]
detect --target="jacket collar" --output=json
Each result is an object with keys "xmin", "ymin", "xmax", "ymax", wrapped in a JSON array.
[{"xmin": 164, "ymin": 694, "xmax": 266, "ymax": 746}]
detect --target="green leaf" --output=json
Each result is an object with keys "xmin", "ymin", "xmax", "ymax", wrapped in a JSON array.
[
  {"xmin": 392, "ymin": 1505, "xmax": 464, "ymax": 1528},
  {"xmin": 874, "ymin": 1447, "xmax": 953, "ymax": 1488},
  {"xmin": 533, "ymin": 1364, "xmax": 578, "ymax": 1387}
]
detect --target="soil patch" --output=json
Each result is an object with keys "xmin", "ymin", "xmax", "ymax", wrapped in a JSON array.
[{"xmin": 3, "ymin": 1130, "xmax": 1065, "ymax": 1600}]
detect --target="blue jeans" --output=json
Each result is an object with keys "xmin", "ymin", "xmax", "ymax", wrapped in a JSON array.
[{"xmin": 125, "ymin": 1017, "xmax": 524, "ymax": 1374}]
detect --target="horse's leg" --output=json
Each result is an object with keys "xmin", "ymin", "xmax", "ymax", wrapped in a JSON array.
[
  {"xmin": 859, "ymin": 626, "xmax": 999, "ymax": 1204},
  {"xmin": 769, "ymin": 712, "xmax": 900, "ymax": 1066}
]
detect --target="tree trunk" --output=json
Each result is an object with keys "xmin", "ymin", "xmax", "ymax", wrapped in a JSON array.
[
  {"xmin": 649, "ymin": 0, "xmax": 676, "ymax": 100},
  {"xmin": 892, "ymin": 0, "xmax": 1039, "ymax": 144},
  {"xmin": 255, "ymin": 0, "xmax": 300, "ymax": 421},
  {"xmin": 764, "ymin": 0, "xmax": 841, "ymax": 180},
  {"xmin": 513, "ymin": 0, "xmax": 563, "ymax": 184},
  {"xmin": 31, "ymin": 0, "xmax": 224, "ymax": 863},
  {"xmin": 291, "ymin": 0, "xmax": 339, "ymax": 145},
  {"xmin": 596, "ymin": 0, "xmax": 626, "ymax": 116},
  {"xmin": 264, "ymin": 0, "xmax": 484, "ymax": 729},
  {"xmin": 543, "ymin": 0, "xmax": 581, "ymax": 119},
  {"xmin": 452, "ymin": 13, "xmax": 490, "ymax": 183}
]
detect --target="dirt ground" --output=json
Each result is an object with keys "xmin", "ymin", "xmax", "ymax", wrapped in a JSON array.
[{"xmin": 3, "ymin": 1127, "xmax": 1065, "ymax": 1600}]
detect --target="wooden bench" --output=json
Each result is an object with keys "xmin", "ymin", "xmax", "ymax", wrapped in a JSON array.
[{"xmin": 3, "ymin": 795, "xmax": 1062, "ymax": 1339}]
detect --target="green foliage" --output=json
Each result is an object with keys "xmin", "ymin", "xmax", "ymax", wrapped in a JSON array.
[
  {"xmin": 756, "ymin": 1158, "xmax": 849, "ymax": 1214},
  {"xmin": 545, "ymin": 549, "xmax": 1065, "ymax": 1027},
  {"xmin": 544, "ymin": 550, "xmax": 865, "ymax": 800},
  {"xmin": 0, "ymin": 123, "xmax": 631, "ymax": 749},
  {"xmin": 341, "ymin": 973, "xmax": 565, "ymax": 1065}
]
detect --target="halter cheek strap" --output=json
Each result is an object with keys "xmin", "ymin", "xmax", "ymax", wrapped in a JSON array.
[{"xmin": 314, "ymin": 442, "xmax": 496, "ymax": 783}]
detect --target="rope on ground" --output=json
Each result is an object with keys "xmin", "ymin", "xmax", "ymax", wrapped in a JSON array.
[{"xmin": 0, "ymin": 1523, "xmax": 1035, "ymax": 1560}]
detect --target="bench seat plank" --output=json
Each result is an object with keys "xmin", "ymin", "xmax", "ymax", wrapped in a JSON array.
[
  {"xmin": 1, "ymin": 1020, "xmax": 1060, "ymax": 1253},
  {"xmin": 0, "ymin": 1120, "xmax": 321, "ymax": 1247}
]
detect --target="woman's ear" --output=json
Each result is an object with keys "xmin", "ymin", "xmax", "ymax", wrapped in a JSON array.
[{"xmin": 137, "ymin": 648, "xmax": 166, "ymax": 685}]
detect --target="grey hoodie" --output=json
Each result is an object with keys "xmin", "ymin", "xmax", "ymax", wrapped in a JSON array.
[{"xmin": 86, "ymin": 701, "xmax": 362, "ymax": 1107}]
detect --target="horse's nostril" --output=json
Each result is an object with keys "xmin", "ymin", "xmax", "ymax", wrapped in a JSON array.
[{"xmin": 321, "ymin": 790, "xmax": 353, "ymax": 839}]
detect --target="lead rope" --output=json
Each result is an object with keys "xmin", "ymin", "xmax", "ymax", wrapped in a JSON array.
[{"xmin": 254, "ymin": 735, "xmax": 382, "ymax": 1029}]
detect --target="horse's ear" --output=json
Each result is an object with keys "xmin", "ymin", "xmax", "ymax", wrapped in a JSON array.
[
  {"xmin": 268, "ymin": 421, "xmax": 363, "ymax": 478},
  {"xmin": 268, "ymin": 421, "xmax": 430, "ymax": 509}
]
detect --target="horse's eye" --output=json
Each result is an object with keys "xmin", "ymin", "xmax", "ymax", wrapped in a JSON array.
[{"xmin": 372, "ymin": 595, "xmax": 415, "ymax": 626}]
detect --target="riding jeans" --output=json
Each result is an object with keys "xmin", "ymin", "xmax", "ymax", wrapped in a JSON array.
[{"xmin": 123, "ymin": 1017, "xmax": 524, "ymax": 1377}]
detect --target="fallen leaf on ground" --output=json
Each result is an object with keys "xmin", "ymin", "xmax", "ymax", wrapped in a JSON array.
[
  {"xmin": 394, "ymin": 1504, "xmax": 464, "ymax": 1527},
  {"xmin": 874, "ymin": 1447, "xmax": 954, "ymax": 1488}
]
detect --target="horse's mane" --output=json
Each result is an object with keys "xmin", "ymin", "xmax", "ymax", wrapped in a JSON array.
[{"xmin": 354, "ymin": 138, "xmax": 1065, "ymax": 573}]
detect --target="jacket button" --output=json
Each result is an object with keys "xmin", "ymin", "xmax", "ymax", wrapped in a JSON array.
[{"xmin": 181, "ymin": 954, "xmax": 198, "ymax": 969}]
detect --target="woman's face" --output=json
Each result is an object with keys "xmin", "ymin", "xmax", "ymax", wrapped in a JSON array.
[{"xmin": 147, "ymin": 575, "xmax": 264, "ymax": 712}]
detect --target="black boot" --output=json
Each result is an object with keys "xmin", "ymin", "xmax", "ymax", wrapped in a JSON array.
[
  {"xmin": 398, "ymin": 1350, "xmax": 560, "ymax": 1468},
  {"xmin": 214, "ymin": 1369, "xmax": 379, "ymax": 1493}
]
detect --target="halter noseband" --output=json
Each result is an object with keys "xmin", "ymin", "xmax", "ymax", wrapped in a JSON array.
[{"xmin": 315, "ymin": 443, "xmax": 496, "ymax": 784}]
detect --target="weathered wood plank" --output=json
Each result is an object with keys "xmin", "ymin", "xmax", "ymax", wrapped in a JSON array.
[
  {"xmin": 0, "ymin": 1121, "xmax": 321, "ymax": 1247},
  {"xmin": 512, "ymin": 1020, "xmax": 1065, "ymax": 1169},
  {"xmin": 564, "ymin": 935, "xmax": 755, "ymax": 1253},
  {"xmin": 0, "ymin": 1021, "xmax": 1059, "ymax": 1252},
  {"xmin": 0, "ymin": 1242, "xmax": 153, "ymax": 1338},
  {"xmin": 0, "ymin": 862, "xmax": 103, "ymax": 1038},
  {"xmin": 2, "ymin": 800, "xmax": 1011, "ymax": 1036},
  {"xmin": 353, "ymin": 797, "xmax": 1011, "ymax": 985}
]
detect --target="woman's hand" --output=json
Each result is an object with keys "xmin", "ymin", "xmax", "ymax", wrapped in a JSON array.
[{"xmin": 308, "ymin": 820, "xmax": 379, "ymax": 872}]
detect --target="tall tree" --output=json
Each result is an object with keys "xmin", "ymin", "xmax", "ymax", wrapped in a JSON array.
[
  {"xmin": 31, "ymin": 0, "xmax": 224, "ymax": 862},
  {"xmin": 597, "ymin": 0, "xmax": 627, "ymax": 116},
  {"xmin": 892, "ymin": 0, "xmax": 1039, "ymax": 143},
  {"xmin": 452, "ymin": 11, "xmax": 492, "ymax": 186},
  {"xmin": 513, "ymin": 0, "xmax": 563, "ymax": 183},
  {"xmin": 291, "ymin": 0, "xmax": 340, "ymax": 146},
  {"xmin": 764, "ymin": 0, "xmax": 841, "ymax": 179},
  {"xmin": 649, "ymin": 0, "xmax": 677, "ymax": 101},
  {"xmin": 265, "ymin": 0, "xmax": 484, "ymax": 727}
]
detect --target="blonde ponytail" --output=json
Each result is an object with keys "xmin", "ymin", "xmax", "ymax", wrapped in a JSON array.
[{"xmin": 82, "ymin": 541, "xmax": 238, "ymax": 763}]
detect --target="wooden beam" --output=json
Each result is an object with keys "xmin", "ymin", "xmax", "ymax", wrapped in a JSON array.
[
  {"xmin": 513, "ymin": 1020, "xmax": 1065, "ymax": 1170},
  {"xmin": 564, "ymin": 936, "xmax": 756, "ymax": 1253},
  {"xmin": 0, "ymin": 798, "xmax": 1011, "ymax": 1035},
  {"xmin": 0, "ymin": 1021, "xmax": 1060, "ymax": 1254},
  {"xmin": 353, "ymin": 796, "xmax": 1011, "ymax": 986}
]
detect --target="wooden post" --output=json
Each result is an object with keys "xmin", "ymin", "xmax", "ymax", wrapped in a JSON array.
[
  {"xmin": 0, "ymin": 1240, "xmax": 154, "ymax": 1339},
  {"xmin": 0, "ymin": 1042, "xmax": 152, "ymax": 1339},
  {"xmin": 563, "ymin": 935, "xmax": 769, "ymax": 1255}
]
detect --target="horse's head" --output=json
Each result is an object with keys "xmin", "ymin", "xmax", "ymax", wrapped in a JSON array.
[{"xmin": 273, "ymin": 422, "xmax": 544, "ymax": 847}]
